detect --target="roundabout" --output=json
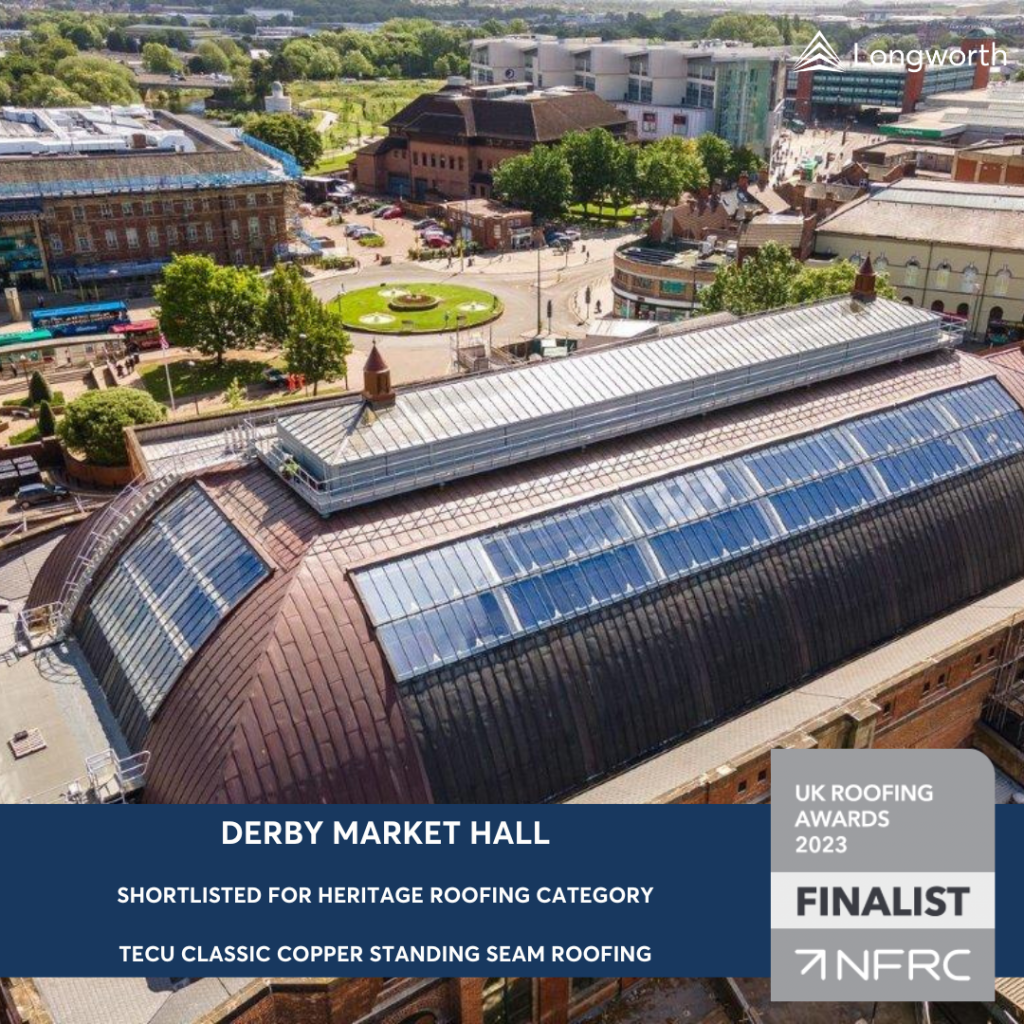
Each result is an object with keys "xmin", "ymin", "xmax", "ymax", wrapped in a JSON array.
[{"xmin": 334, "ymin": 283, "xmax": 503, "ymax": 334}]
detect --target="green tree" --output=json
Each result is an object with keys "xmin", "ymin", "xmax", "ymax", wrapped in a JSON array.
[
  {"xmin": 339, "ymin": 50, "xmax": 375, "ymax": 79},
  {"xmin": 263, "ymin": 262, "xmax": 314, "ymax": 347},
  {"xmin": 244, "ymin": 112, "xmax": 323, "ymax": 170},
  {"xmin": 59, "ymin": 389, "xmax": 166, "ymax": 466},
  {"xmin": 492, "ymin": 146, "xmax": 573, "ymax": 221},
  {"xmin": 63, "ymin": 22, "xmax": 104, "ymax": 51},
  {"xmin": 53, "ymin": 55, "xmax": 138, "ymax": 104},
  {"xmin": 223, "ymin": 377, "xmax": 245, "ymax": 409},
  {"xmin": 788, "ymin": 260, "xmax": 897, "ymax": 304},
  {"xmin": 28, "ymin": 370, "xmax": 52, "ymax": 405},
  {"xmin": 608, "ymin": 143, "xmax": 642, "ymax": 213},
  {"xmin": 195, "ymin": 40, "xmax": 230, "ymax": 74},
  {"xmin": 640, "ymin": 139, "xmax": 708, "ymax": 209},
  {"xmin": 155, "ymin": 255, "xmax": 268, "ymax": 368},
  {"xmin": 561, "ymin": 128, "xmax": 622, "ymax": 211},
  {"xmin": 699, "ymin": 242, "xmax": 800, "ymax": 315},
  {"xmin": 141, "ymin": 41, "xmax": 182, "ymax": 74},
  {"xmin": 696, "ymin": 133, "xmax": 733, "ymax": 184},
  {"xmin": 283, "ymin": 306, "xmax": 351, "ymax": 397},
  {"xmin": 36, "ymin": 400, "xmax": 56, "ymax": 438},
  {"xmin": 707, "ymin": 13, "xmax": 784, "ymax": 46}
]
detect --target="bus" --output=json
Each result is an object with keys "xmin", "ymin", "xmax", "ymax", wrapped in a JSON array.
[
  {"xmin": 0, "ymin": 329, "xmax": 53, "ymax": 347},
  {"xmin": 30, "ymin": 300, "xmax": 129, "ymax": 337},
  {"xmin": 111, "ymin": 318, "xmax": 163, "ymax": 351}
]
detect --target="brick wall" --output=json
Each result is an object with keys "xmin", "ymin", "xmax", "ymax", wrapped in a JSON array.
[{"xmin": 41, "ymin": 182, "xmax": 291, "ymax": 279}]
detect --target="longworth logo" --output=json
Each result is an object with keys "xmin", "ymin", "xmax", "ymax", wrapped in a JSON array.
[{"xmin": 794, "ymin": 31, "xmax": 844, "ymax": 73}]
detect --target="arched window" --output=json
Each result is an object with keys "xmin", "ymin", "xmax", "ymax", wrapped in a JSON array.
[
  {"xmin": 961, "ymin": 263, "xmax": 979, "ymax": 293},
  {"xmin": 989, "ymin": 306, "xmax": 1004, "ymax": 324},
  {"xmin": 874, "ymin": 254, "xmax": 888, "ymax": 273},
  {"xmin": 931, "ymin": 299, "xmax": 945, "ymax": 314},
  {"xmin": 956, "ymin": 302, "xmax": 970, "ymax": 319},
  {"xmin": 849, "ymin": 251, "xmax": 862, "ymax": 265},
  {"xmin": 994, "ymin": 265, "xmax": 1012, "ymax": 297},
  {"xmin": 902, "ymin": 296, "xmax": 914, "ymax": 305},
  {"xmin": 935, "ymin": 261, "xmax": 951, "ymax": 289},
  {"xmin": 904, "ymin": 258, "xmax": 921, "ymax": 287},
  {"xmin": 483, "ymin": 980, "xmax": 533, "ymax": 1024}
]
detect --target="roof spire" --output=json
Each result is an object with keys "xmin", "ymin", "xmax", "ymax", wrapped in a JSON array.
[
  {"xmin": 852, "ymin": 253, "xmax": 876, "ymax": 304},
  {"xmin": 363, "ymin": 341, "xmax": 396, "ymax": 409}
]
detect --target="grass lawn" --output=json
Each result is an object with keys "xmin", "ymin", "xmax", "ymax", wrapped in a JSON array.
[
  {"xmin": 313, "ymin": 151, "xmax": 356, "ymax": 174},
  {"xmin": 9, "ymin": 423, "xmax": 41, "ymax": 444},
  {"xmin": 569, "ymin": 202, "xmax": 643, "ymax": 222},
  {"xmin": 333, "ymin": 284, "xmax": 503, "ymax": 335},
  {"xmin": 140, "ymin": 357, "xmax": 279, "ymax": 403},
  {"xmin": 292, "ymin": 79, "xmax": 440, "ymax": 170},
  {"xmin": 2, "ymin": 391, "xmax": 65, "ymax": 408}
]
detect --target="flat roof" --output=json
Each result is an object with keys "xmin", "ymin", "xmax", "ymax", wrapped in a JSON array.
[{"xmin": 570, "ymin": 572, "xmax": 1024, "ymax": 804}]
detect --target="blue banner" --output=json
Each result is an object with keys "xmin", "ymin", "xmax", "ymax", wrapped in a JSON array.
[{"xmin": 1, "ymin": 805, "xmax": 1021, "ymax": 977}]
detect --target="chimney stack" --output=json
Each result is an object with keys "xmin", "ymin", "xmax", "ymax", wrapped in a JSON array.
[
  {"xmin": 852, "ymin": 254, "xmax": 877, "ymax": 304},
  {"xmin": 362, "ymin": 342, "xmax": 395, "ymax": 408}
]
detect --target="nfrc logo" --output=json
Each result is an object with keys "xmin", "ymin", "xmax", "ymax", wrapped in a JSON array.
[
  {"xmin": 770, "ymin": 750, "xmax": 995, "ymax": 1001},
  {"xmin": 793, "ymin": 31, "xmax": 844, "ymax": 73}
]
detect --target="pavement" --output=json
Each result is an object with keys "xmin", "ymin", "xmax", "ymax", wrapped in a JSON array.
[{"xmin": 770, "ymin": 122, "xmax": 887, "ymax": 185}]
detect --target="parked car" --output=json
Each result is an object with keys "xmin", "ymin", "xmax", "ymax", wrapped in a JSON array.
[
  {"xmin": 372, "ymin": 205, "xmax": 397, "ymax": 218},
  {"xmin": 379, "ymin": 207, "xmax": 404, "ymax": 220},
  {"xmin": 424, "ymin": 234, "xmax": 453, "ymax": 248},
  {"xmin": 561, "ymin": 228, "xmax": 582, "ymax": 242},
  {"xmin": 345, "ymin": 224, "xmax": 374, "ymax": 237},
  {"xmin": 547, "ymin": 232, "xmax": 571, "ymax": 247},
  {"xmin": 15, "ymin": 482, "xmax": 69, "ymax": 510},
  {"xmin": 413, "ymin": 218, "xmax": 440, "ymax": 231},
  {"xmin": 262, "ymin": 368, "xmax": 288, "ymax": 389}
]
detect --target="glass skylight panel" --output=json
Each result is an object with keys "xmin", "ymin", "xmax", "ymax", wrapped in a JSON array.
[
  {"xmin": 84, "ymin": 486, "xmax": 268, "ymax": 722},
  {"xmin": 353, "ymin": 379, "xmax": 1024, "ymax": 683}
]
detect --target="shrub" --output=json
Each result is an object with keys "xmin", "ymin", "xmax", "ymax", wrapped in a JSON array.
[
  {"xmin": 59, "ymin": 389, "xmax": 166, "ymax": 466},
  {"xmin": 28, "ymin": 371, "xmax": 51, "ymax": 405},
  {"xmin": 37, "ymin": 400, "xmax": 56, "ymax": 438},
  {"xmin": 357, "ymin": 234, "xmax": 385, "ymax": 248}
]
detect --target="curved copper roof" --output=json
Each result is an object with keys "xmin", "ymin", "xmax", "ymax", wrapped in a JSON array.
[{"xmin": 30, "ymin": 349, "xmax": 1024, "ymax": 804}]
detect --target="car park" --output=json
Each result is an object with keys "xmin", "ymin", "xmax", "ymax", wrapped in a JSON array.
[{"xmin": 15, "ymin": 482, "xmax": 69, "ymax": 510}]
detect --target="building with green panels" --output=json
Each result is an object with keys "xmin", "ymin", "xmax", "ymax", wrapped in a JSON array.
[{"xmin": 714, "ymin": 57, "xmax": 783, "ymax": 154}]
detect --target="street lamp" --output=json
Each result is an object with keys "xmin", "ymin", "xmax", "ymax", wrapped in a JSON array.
[
  {"xmin": 186, "ymin": 360, "xmax": 201, "ymax": 416},
  {"xmin": 535, "ymin": 242, "xmax": 542, "ymax": 334}
]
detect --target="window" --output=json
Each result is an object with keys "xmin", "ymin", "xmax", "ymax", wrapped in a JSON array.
[
  {"xmin": 167, "ymin": 225, "xmax": 178, "ymax": 245},
  {"xmin": 73, "ymin": 206, "xmax": 86, "ymax": 222},
  {"xmin": 148, "ymin": 226, "xmax": 159, "ymax": 247},
  {"xmin": 482, "ymin": 979, "xmax": 532, "ymax": 1024},
  {"xmin": 76, "ymin": 233, "xmax": 93, "ymax": 253},
  {"xmin": 738, "ymin": 778, "xmax": 748, "ymax": 793},
  {"xmin": 904, "ymin": 258, "xmax": 920, "ymax": 287},
  {"xmin": 439, "ymin": 155, "xmax": 446, "ymax": 169},
  {"xmin": 122, "ymin": 201, "xmax": 134, "ymax": 216},
  {"xmin": 247, "ymin": 193, "xmax": 257, "ymax": 207},
  {"xmin": 988, "ymin": 646, "xmax": 997, "ymax": 661},
  {"xmin": 249, "ymin": 217, "xmax": 261, "ymax": 240},
  {"xmin": 49, "ymin": 235, "xmax": 63, "ymax": 255},
  {"xmin": 186, "ymin": 224, "xmax": 199, "ymax": 244},
  {"xmin": 230, "ymin": 219, "xmax": 240, "ymax": 241},
  {"xmin": 100, "ymin": 203, "xmax": 113, "ymax": 218},
  {"xmin": 570, "ymin": 980, "xmax": 603, "ymax": 998},
  {"xmin": 973, "ymin": 653, "xmax": 982, "ymax": 668},
  {"xmin": 163, "ymin": 200, "xmax": 175, "ymax": 215},
  {"xmin": 922, "ymin": 680, "xmax": 931, "ymax": 695},
  {"xmin": 268, "ymin": 217, "xmax": 277, "ymax": 236},
  {"xmin": 882, "ymin": 700, "xmax": 893, "ymax": 717},
  {"xmin": 105, "ymin": 228, "xmax": 118, "ymax": 250},
  {"xmin": 184, "ymin": 199, "xmax": 195, "ymax": 215},
  {"xmin": 205, "ymin": 223, "xmax": 214, "ymax": 243},
  {"xmin": 80, "ymin": 487, "xmax": 268, "ymax": 739},
  {"xmin": 758, "ymin": 768, "xmax": 767, "ymax": 783},
  {"xmin": 143, "ymin": 200, "xmax": 155, "ymax": 216},
  {"xmin": 935, "ymin": 261, "xmax": 951, "ymax": 289},
  {"xmin": 994, "ymin": 265, "xmax": 1012, "ymax": 297},
  {"xmin": 125, "ymin": 227, "xmax": 139, "ymax": 250},
  {"xmin": 938, "ymin": 672, "xmax": 947, "ymax": 687}
]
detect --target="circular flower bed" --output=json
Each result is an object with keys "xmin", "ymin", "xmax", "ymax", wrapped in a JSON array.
[
  {"xmin": 389, "ymin": 292, "xmax": 440, "ymax": 312},
  {"xmin": 335, "ymin": 283, "xmax": 503, "ymax": 334}
]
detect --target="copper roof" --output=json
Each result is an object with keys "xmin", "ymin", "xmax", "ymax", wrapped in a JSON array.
[{"xmin": 32, "ymin": 347, "xmax": 1024, "ymax": 805}]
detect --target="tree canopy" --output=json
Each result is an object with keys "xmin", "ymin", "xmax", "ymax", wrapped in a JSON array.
[
  {"xmin": 492, "ymin": 145, "xmax": 574, "ymax": 221},
  {"xmin": 155, "ymin": 255, "xmax": 268, "ymax": 367},
  {"xmin": 59, "ymin": 389, "xmax": 166, "ymax": 466},
  {"xmin": 244, "ymin": 112, "xmax": 324, "ymax": 170},
  {"xmin": 699, "ymin": 243, "xmax": 898, "ymax": 316}
]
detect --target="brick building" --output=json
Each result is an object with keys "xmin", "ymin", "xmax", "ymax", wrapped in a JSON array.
[
  {"xmin": 443, "ymin": 198, "xmax": 534, "ymax": 251},
  {"xmin": 353, "ymin": 81, "xmax": 630, "ymax": 202},
  {"xmin": 0, "ymin": 115, "xmax": 297, "ymax": 294},
  {"xmin": 952, "ymin": 141, "xmax": 1024, "ymax": 185}
]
